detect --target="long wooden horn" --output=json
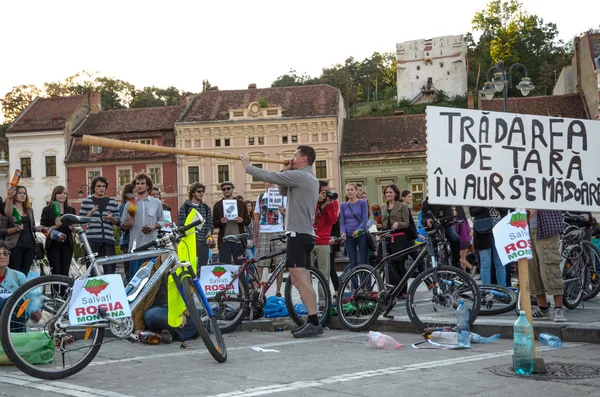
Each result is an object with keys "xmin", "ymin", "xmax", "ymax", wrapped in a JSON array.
[{"xmin": 81, "ymin": 135, "xmax": 286, "ymax": 164}]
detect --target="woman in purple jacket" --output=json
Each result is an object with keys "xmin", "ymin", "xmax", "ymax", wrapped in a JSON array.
[
  {"xmin": 453, "ymin": 206, "xmax": 476, "ymax": 277},
  {"xmin": 340, "ymin": 183, "xmax": 369, "ymax": 279}
]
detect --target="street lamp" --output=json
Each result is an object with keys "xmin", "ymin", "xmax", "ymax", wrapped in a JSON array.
[
  {"xmin": 480, "ymin": 60, "xmax": 535, "ymax": 111},
  {"xmin": 78, "ymin": 184, "xmax": 89, "ymax": 198}
]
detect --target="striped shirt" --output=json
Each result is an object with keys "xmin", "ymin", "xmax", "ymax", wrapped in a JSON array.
[
  {"xmin": 79, "ymin": 196, "xmax": 120, "ymax": 245},
  {"xmin": 177, "ymin": 200, "xmax": 214, "ymax": 244}
]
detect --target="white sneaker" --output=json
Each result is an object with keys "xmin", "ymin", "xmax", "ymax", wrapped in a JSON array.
[{"xmin": 554, "ymin": 307, "xmax": 567, "ymax": 322}]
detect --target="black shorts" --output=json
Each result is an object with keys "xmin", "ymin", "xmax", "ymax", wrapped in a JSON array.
[{"xmin": 285, "ymin": 233, "xmax": 315, "ymax": 269}]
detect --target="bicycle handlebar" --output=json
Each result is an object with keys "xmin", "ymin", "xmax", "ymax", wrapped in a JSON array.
[{"xmin": 132, "ymin": 217, "xmax": 204, "ymax": 253}]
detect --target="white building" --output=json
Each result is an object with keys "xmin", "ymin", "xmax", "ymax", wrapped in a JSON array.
[
  {"xmin": 6, "ymin": 94, "xmax": 94, "ymax": 221},
  {"xmin": 396, "ymin": 34, "xmax": 468, "ymax": 104}
]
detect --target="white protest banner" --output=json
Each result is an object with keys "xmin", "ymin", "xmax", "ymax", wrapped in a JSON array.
[
  {"xmin": 267, "ymin": 188, "xmax": 283, "ymax": 209},
  {"xmin": 493, "ymin": 210, "xmax": 533, "ymax": 266},
  {"xmin": 426, "ymin": 106, "xmax": 600, "ymax": 211},
  {"xmin": 199, "ymin": 264, "xmax": 240, "ymax": 297},
  {"xmin": 68, "ymin": 275, "xmax": 132, "ymax": 325},
  {"xmin": 223, "ymin": 199, "xmax": 238, "ymax": 220},
  {"xmin": 163, "ymin": 210, "xmax": 173, "ymax": 232}
]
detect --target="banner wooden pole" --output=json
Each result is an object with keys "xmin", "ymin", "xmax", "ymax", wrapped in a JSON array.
[
  {"xmin": 81, "ymin": 135, "xmax": 287, "ymax": 164},
  {"xmin": 517, "ymin": 257, "xmax": 536, "ymax": 357}
]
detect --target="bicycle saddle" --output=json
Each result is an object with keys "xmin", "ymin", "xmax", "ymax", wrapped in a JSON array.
[
  {"xmin": 223, "ymin": 233, "xmax": 249, "ymax": 243},
  {"xmin": 60, "ymin": 214, "xmax": 101, "ymax": 225}
]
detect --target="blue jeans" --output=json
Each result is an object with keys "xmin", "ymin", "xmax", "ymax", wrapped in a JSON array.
[
  {"xmin": 344, "ymin": 234, "xmax": 369, "ymax": 289},
  {"xmin": 144, "ymin": 304, "xmax": 199, "ymax": 341},
  {"xmin": 478, "ymin": 245, "xmax": 506, "ymax": 286},
  {"xmin": 445, "ymin": 226, "xmax": 461, "ymax": 267}
]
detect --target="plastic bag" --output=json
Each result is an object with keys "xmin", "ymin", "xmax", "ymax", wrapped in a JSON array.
[
  {"xmin": 263, "ymin": 296, "xmax": 289, "ymax": 318},
  {"xmin": 0, "ymin": 332, "xmax": 55, "ymax": 365},
  {"xmin": 294, "ymin": 302, "xmax": 307, "ymax": 315}
]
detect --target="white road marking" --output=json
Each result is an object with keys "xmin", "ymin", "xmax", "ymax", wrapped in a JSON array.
[
  {"xmin": 0, "ymin": 373, "xmax": 133, "ymax": 397},
  {"xmin": 206, "ymin": 343, "xmax": 584, "ymax": 397}
]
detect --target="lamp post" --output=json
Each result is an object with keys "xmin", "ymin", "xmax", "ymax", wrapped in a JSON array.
[
  {"xmin": 77, "ymin": 184, "xmax": 89, "ymax": 198},
  {"xmin": 479, "ymin": 60, "xmax": 535, "ymax": 112}
]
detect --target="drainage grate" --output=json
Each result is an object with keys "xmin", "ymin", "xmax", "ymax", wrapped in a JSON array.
[{"xmin": 489, "ymin": 362, "xmax": 600, "ymax": 380}]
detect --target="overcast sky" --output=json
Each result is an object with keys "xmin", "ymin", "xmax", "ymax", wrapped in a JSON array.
[{"xmin": 1, "ymin": 0, "xmax": 598, "ymax": 123}]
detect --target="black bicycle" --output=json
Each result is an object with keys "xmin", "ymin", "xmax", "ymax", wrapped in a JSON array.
[{"xmin": 336, "ymin": 212, "xmax": 481, "ymax": 331}]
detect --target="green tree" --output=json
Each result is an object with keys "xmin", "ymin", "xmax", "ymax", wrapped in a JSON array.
[
  {"xmin": 130, "ymin": 86, "xmax": 181, "ymax": 108},
  {"xmin": 1, "ymin": 84, "xmax": 42, "ymax": 123},
  {"xmin": 271, "ymin": 69, "xmax": 318, "ymax": 87},
  {"xmin": 470, "ymin": 0, "xmax": 571, "ymax": 96},
  {"xmin": 202, "ymin": 79, "xmax": 212, "ymax": 92}
]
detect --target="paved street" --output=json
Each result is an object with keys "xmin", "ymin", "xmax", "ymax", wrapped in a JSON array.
[{"xmin": 1, "ymin": 329, "xmax": 600, "ymax": 397}]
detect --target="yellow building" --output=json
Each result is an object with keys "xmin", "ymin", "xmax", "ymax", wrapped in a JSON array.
[
  {"xmin": 340, "ymin": 114, "xmax": 427, "ymax": 211},
  {"xmin": 175, "ymin": 84, "xmax": 346, "ymax": 205}
]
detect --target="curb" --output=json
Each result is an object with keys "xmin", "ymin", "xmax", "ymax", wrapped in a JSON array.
[{"xmin": 234, "ymin": 316, "xmax": 600, "ymax": 343}]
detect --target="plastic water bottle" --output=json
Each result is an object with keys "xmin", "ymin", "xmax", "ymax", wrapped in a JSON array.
[
  {"xmin": 456, "ymin": 300, "xmax": 470, "ymax": 348},
  {"xmin": 365, "ymin": 331, "xmax": 402, "ymax": 349},
  {"xmin": 539, "ymin": 333, "xmax": 562, "ymax": 348},
  {"xmin": 513, "ymin": 310, "xmax": 534, "ymax": 375},
  {"xmin": 430, "ymin": 331, "xmax": 500, "ymax": 344},
  {"xmin": 472, "ymin": 333, "xmax": 501, "ymax": 344},
  {"xmin": 125, "ymin": 258, "xmax": 155, "ymax": 301},
  {"xmin": 45, "ymin": 228, "xmax": 67, "ymax": 242}
]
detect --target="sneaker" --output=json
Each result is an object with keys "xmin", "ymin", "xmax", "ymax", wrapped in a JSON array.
[
  {"xmin": 291, "ymin": 323, "xmax": 308, "ymax": 335},
  {"xmin": 275, "ymin": 292, "xmax": 282, "ymax": 297},
  {"xmin": 554, "ymin": 307, "xmax": 567, "ymax": 322},
  {"xmin": 160, "ymin": 330, "xmax": 173, "ymax": 344},
  {"xmin": 292, "ymin": 323, "xmax": 323, "ymax": 338},
  {"xmin": 531, "ymin": 306, "xmax": 552, "ymax": 320}
]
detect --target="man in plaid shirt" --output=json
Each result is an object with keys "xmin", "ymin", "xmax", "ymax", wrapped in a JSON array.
[{"xmin": 527, "ymin": 209, "xmax": 566, "ymax": 322}]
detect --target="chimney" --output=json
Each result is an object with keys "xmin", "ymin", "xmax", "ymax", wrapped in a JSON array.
[
  {"xmin": 89, "ymin": 91, "xmax": 101, "ymax": 113},
  {"xmin": 208, "ymin": 86, "xmax": 219, "ymax": 91},
  {"xmin": 248, "ymin": 83, "xmax": 257, "ymax": 89},
  {"xmin": 467, "ymin": 92, "xmax": 474, "ymax": 109},
  {"xmin": 179, "ymin": 93, "xmax": 193, "ymax": 106},
  {"xmin": 394, "ymin": 109, "xmax": 405, "ymax": 116}
]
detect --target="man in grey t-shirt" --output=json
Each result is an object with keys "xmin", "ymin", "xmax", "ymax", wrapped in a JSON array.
[{"xmin": 240, "ymin": 145, "xmax": 322, "ymax": 338}]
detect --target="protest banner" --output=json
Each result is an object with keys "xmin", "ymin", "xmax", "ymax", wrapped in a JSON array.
[
  {"xmin": 199, "ymin": 264, "xmax": 240, "ymax": 297},
  {"xmin": 68, "ymin": 275, "xmax": 132, "ymax": 325},
  {"xmin": 267, "ymin": 188, "xmax": 283, "ymax": 209},
  {"xmin": 493, "ymin": 210, "xmax": 533, "ymax": 265},
  {"xmin": 426, "ymin": 106, "xmax": 600, "ymax": 211},
  {"xmin": 223, "ymin": 200, "xmax": 238, "ymax": 220}
]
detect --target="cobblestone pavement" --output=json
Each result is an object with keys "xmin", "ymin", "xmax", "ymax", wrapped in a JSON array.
[{"xmin": 1, "ymin": 329, "xmax": 600, "ymax": 396}]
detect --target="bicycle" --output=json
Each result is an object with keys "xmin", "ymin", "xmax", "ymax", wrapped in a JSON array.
[
  {"xmin": 0, "ymin": 212, "xmax": 226, "ymax": 380},
  {"xmin": 336, "ymin": 212, "xmax": 481, "ymax": 331},
  {"xmin": 209, "ymin": 233, "xmax": 332, "ymax": 333},
  {"xmin": 478, "ymin": 284, "xmax": 519, "ymax": 315},
  {"xmin": 561, "ymin": 214, "xmax": 600, "ymax": 309}
]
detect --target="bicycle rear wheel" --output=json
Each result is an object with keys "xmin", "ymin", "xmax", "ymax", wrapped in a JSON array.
[
  {"xmin": 0, "ymin": 275, "xmax": 104, "ymax": 380},
  {"xmin": 284, "ymin": 267, "xmax": 332, "ymax": 327},
  {"xmin": 562, "ymin": 253, "xmax": 583, "ymax": 309},
  {"xmin": 209, "ymin": 275, "xmax": 249, "ymax": 334},
  {"xmin": 336, "ymin": 265, "xmax": 384, "ymax": 332},
  {"xmin": 406, "ymin": 266, "xmax": 480, "ymax": 331},
  {"xmin": 582, "ymin": 241, "xmax": 600, "ymax": 301},
  {"xmin": 181, "ymin": 277, "xmax": 227, "ymax": 363},
  {"xmin": 479, "ymin": 284, "xmax": 518, "ymax": 316}
]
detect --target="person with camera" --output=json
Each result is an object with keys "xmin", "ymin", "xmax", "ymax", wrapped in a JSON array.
[{"xmin": 312, "ymin": 181, "xmax": 339, "ymax": 307}]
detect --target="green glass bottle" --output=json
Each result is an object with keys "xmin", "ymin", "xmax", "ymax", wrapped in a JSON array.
[
  {"xmin": 11, "ymin": 207, "xmax": 22, "ymax": 225},
  {"xmin": 52, "ymin": 201, "xmax": 61, "ymax": 217}
]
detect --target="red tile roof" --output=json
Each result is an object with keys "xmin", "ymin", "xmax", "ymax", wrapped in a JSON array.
[
  {"xmin": 72, "ymin": 106, "xmax": 184, "ymax": 136},
  {"xmin": 479, "ymin": 93, "xmax": 588, "ymax": 119},
  {"xmin": 341, "ymin": 115, "xmax": 426, "ymax": 157},
  {"xmin": 7, "ymin": 96, "xmax": 86, "ymax": 132},
  {"xmin": 178, "ymin": 85, "xmax": 341, "ymax": 123}
]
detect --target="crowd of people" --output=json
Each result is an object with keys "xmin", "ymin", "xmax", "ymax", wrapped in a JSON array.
[{"xmin": 1, "ymin": 145, "xmax": 594, "ymax": 342}]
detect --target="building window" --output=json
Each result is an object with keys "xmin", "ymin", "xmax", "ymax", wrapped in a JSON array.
[
  {"xmin": 315, "ymin": 160, "xmax": 327, "ymax": 179},
  {"xmin": 282, "ymin": 136, "xmax": 288, "ymax": 144},
  {"xmin": 130, "ymin": 139, "xmax": 152, "ymax": 145},
  {"xmin": 233, "ymin": 111, "xmax": 244, "ymax": 117},
  {"xmin": 258, "ymin": 136, "xmax": 265, "ymax": 145},
  {"xmin": 410, "ymin": 182, "xmax": 424, "ymax": 212},
  {"xmin": 188, "ymin": 166, "xmax": 199, "ymax": 184},
  {"xmin": 416, "ymin": 75, "xmax": 419, "ymax": 79},
  {"xmin": 217, "ymin": 165, "xmax": 229, "ymax": 183},
  {"xmin": 440, "ymin": 62, "xmax": 444, "ymax": 68},
  {"xmin": 20, "ymin": 158, "xmax": 32, "ymax": 178},
  {"xmin": 266, "ymin": 109, "xmax": 278, "ymax": 116},
  {"xmin": 416, "ymin": 66, "xmax": 420, "ymax": 71},
  {"xmin": 225, "ymin": 138, "xmax": 231, "ymax": 147},
  {"xmin": 148, "ymin": 166, "xmax": 162, "ymax": 185},
  {"xmin": 215, "ymin": 139, "xmax": 221, "ymax": 147},
  {"xmin": 117, "ymin": 169, "xmax": 131, "ymax": 187},
  {"xmin": 447, "ymin": 71, "xmax": 450, "ymax": 76},
  {"xmin": 251, "ymin": 164, "xmax": 263, "ymax": 182},
  {"xmin": 87, "ymin": 170, "xmax": 101, "ymax": 186},
  {"xmin": 91, "ymin": 146, "xmax": 102, "ymax": 154},
  {"xmin": 291, "ymin": 135, "xmax": 298, "ymax": 143},
  {"xmin": 249, "ymin": 137, "xmax": 255, "ymax": 145},
  {"xmin": 45, "ymin": 156, "xmax": 56, "ymax": 177},
  {"xmin": 194, "ymin": 139, "xmax": 201, "ymax": 148}
]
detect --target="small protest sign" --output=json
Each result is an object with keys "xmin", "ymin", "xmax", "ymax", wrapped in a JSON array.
[
  {"xmin": 68, "ymin": 275, "xmax": 131, "ymax": 325},
  {"xmin": 493, "ymin": 210, "xmax": 533, "ymax": 266},
  {"xmin": 199, "ymin": 264, "xmax": 240, "ymax": 297}
]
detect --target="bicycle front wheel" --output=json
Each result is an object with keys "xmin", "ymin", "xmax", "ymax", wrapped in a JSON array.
[
  {"xmin": 562, "ymin": 253, "xmax": 583, "ymax": 310},
  {"xmin": 582, "ymin": 241, "xmax": 600, "ymax": 301},
  {"xmin": 479, "ymin": 284, "xmax": 518, "ymax": 316},
  {"xmin": 336, "ymin": 265, "xmax": 384, "ymax": 332},
  {"xmin": 284, "ymin": 267, "xmax": 332, "ymax": 328},
  {"xmin": 406, "ymin": 266, "xmax": 481, "ymax": 331},
  {"xmin": 0, "ymin": 275, "xmax": 104, "ymax": 380},
  {"xmin": 180, "ymin": 277, "xmax": 227, "ymax": 363}
]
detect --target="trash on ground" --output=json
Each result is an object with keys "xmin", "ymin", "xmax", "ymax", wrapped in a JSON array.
[
  {"xmin": 364, "ymin": 331, "xmax": 402, "ymax": 349},
  {"xmin": 250, "ymin": 346, "xmax": 280, "ymax": 353},
  {"xmin": 426, "ymin": 331, "xmax": 500, "ymax": 345},
  {"xmin": 538, "ymin": 332, "xmax": 562, "ymax": 348},
  {"xmin": 263, "ymin": 296, "xmax": 289, "ymax": 318}
]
